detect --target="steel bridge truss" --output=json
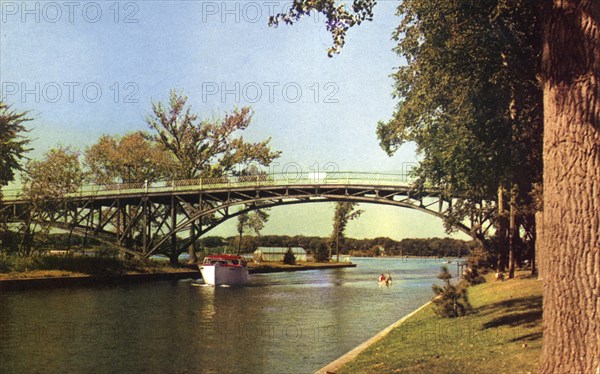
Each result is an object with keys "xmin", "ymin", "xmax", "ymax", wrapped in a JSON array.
[
  {"xmin": 1, "ymin": 186, "xmax": 493, "ymax": 259},
  {"xmin": 1, "ymin": 174, "xmax": 494, "ymax": 259}
]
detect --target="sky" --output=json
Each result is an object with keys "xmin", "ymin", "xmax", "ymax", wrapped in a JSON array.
[{"xmin": 0, "ymin": 0, "xmax": 469, "ymax": 241}]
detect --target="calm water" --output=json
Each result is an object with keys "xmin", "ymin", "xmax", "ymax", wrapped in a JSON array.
[{"xmin": 0, "ymin": 258, "xmax": 458, "ymax": 374}]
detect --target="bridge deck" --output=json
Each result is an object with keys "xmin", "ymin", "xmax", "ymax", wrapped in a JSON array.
[{"xmin": 1, "ymin": 172, "xmax": 419, "ymax": 203}]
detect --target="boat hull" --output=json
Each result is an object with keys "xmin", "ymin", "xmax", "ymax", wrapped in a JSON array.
[{"xmin": 199, "ymin": 265, "xmax": 249, "ymax": 286}]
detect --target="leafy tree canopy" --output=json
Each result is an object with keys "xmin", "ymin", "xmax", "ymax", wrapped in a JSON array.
[
  {"xmin": 269, "ymin": 0, "xmax": 376, "ymax": 57},
  {"xmin": 23, "ymin": 146, "xmax": 83, "ymax": 200},
  {"xmin": 273, "ymin": 1, "xmax": 543, "ymax": 237},
  {"xmin": 146, "ymin": 90, "xmax": 281, "ymax": 179},
  {"xmin": 377, "ymin": 0, "xmax": 542, "ymax": 201},
  {"xmin": 0, "ymin": 102, "xmax": 32, "ymax": 188},
  {"xmin": 84, "ymin": 131, "xmax": 173, "ymax": 184}
]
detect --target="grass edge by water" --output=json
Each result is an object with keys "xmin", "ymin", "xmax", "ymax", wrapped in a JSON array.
[{"xmin": 332, "ymin": 271, "xmax": 542, "ymax": 374}]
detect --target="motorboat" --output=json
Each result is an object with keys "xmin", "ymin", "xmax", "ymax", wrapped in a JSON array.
[{"xmin": 199, "ymin": 254, "xmax": 250, "ymax": 286}]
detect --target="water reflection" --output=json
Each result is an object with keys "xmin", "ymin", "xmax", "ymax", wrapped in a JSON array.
[
  {"xmin": 0, "ymin": 258, "xmax": 454, "ymax": 373},
  {"xmin": 196, "ymin": 284, "xmax": 217, "ymax": 321}
]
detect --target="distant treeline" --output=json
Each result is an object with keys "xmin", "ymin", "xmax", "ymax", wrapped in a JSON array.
[
  {"xmin": 0, "ymin": 231, "xmax": 472, "ymax": 259},
  {"xmin": 199, "ymin": 235, "xmax": 473, "ymax": 258}
]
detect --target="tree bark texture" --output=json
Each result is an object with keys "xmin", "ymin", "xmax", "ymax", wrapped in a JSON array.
[{"xmin": 541, "ymin": 1, "xmax": 600, "ymax": 372}]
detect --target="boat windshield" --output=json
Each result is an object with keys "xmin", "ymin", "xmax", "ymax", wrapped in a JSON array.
[{"xmin": 202, "ymin": 257, "xmax": 246, "ymax": 266}]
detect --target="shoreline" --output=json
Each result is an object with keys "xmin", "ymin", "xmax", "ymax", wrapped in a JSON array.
[
  {"xmin": 0, "ymin": 262, "xmax": 356, "ymax": 291},
  {"xmin": 315, "ymin": 300, "xmax": 433, "ymax": 374},
  {"xmin": 351, "ymin": 255, "xmax": 463, "ymax": 259},
  {"xmin": 248, "ymin": 262, "xmax": 356, "ymax": 273},
  {"xmin": 0, "ymin": 271, "xmax": 200, "ymax": 291},
  {"xmin": 320, "ymin": 272, "xmax": 543, "ymax": 373}
]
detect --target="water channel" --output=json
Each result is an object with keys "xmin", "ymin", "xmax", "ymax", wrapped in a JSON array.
[{"xmin": 0, "ymin": 257, "xmax": 458, "ymax": 373}]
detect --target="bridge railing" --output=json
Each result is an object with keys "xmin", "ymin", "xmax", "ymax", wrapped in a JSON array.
[
  {"xmin": 1, "ymin": 171, "xmax": 416, "ymax": 201},
  {"xmin": 1, "ymin": 188, "xmax": 22, "ymax": 201}
]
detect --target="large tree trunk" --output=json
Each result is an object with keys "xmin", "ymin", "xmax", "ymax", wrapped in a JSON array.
[
  {"xmin": 529, "ymin": 213, "xmax": 537, "ymax": 276},
  {"xmin": 508, "ymin": 191, "xmax": 517, "ymax": 279},
  {"xmin": 541, "ymin": 1, "xmax": 600, "ymax": 372},
  {"xmin": 536, "ymin": 211, "xmax": 545, "ymax": 279},
  {"xmin": 497, "ymin": 186, "xmax": 508, "ymax": 272}
]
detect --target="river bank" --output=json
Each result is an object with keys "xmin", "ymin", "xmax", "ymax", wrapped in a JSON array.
[
  {"xmin": 248, "ymin": 261, "xmax": 356, "ymax": 273},
  {"xmin": 0, "ymin": 260, "xmax": 355, "ymax": 290},
  {"xmin": 320, "ymin": 271, "xmax": 543, "ymax": 373}
]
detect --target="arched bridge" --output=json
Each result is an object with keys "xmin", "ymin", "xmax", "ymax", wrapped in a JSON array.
[{"xmin": 1, "ymin": 172, "xmax": 492, "ymax": 259}]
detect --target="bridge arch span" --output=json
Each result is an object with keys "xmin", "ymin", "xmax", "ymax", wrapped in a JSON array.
[
  {"xmin": 2, "ymin": 174, "xmax": 491, "ymax": 259},
  {"xmin": 145, "ymin": 187, "xmax": 475, "ymax": 258}
]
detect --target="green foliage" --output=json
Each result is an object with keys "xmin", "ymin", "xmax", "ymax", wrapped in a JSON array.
[
  {"xmin": 84, "ymin": 131, "xmax": 173, "ymax": 184},
  {"xmin": 200, "ymin": 236, "xmax": 226, "ymax": 248},
  {"xmin": 146, "ymin": 90, "xmax": 281, "ymax": 179},
  {"xmin": 23, "ymin": 146, "xmax": 83, "ymax": 200},
  {"xmin": 376, "ymin": 0, "xmax": 542, "ymax": 237},
  {"xmin": 468, "ymin": 243, "xmax": 496, "ymax": 270},
  {"xmin": 282, "ymin": 248, "xmax": 296, "ymax": 265},
  {"xmin": 0, "ymin": 232, "xmax": 102, "ymax": 255},
  {"xmin": 0, "ymin": 230, "xmax": 21, "ymax": 254},
  {"xmin": 95, "ymin": 246, "xmax": 120, "ymax": 258},
  {"xmin": 329, "ymin": 202, "xmax": 363, "ymax": 260},
  {"xmin": 269, "ymin": 0, "xmax": 376, "ymax": 57},
  {"xmin": 432, "ymin": 266, "xmax": 472, "ymax": 318},
  {"xmin": 20, "ymin": 146, "xmax": 84, "ymax": 255},
  {"xmin": 0, "ymin": 253, "xmax": 158, "ymax": 275},
  {"xmin": 203, "ymin": 234, "xmax": 472, "ymax": 259},
  {"xmin": 237, "ymin": 209, "xmax": 270, "ymax": 237},
  {"xmin": 236, "ymin": 207, "xmax": 270, "ymax": 254},
  {"xmin": 0, "ymin": 102, "xmax": 32, "ymax": 188},
  {"xmin": 268, "ymin": 0, "xmax": 542, "ymax": 270},
  {"xmin": 314, "ymin": 242, "xmax": 330, "ymax": 262},
  {"xmin": 462, "ymin": 266, "xmax": 486, "ymax": 286}
]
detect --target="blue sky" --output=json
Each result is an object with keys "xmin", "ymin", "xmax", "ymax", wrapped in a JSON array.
[{"xmin": 0, "ymin": 0, "xmax": 469, "ymax": 240}]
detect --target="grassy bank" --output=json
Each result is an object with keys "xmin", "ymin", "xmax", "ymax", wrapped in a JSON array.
[
  {"xmin": 247, "ymin": 261, "xmax": 355, "ymax": 273},
  {"xmin": 337, "ymin": 271, "xmax": 542, "ymax": 373},
  {"xmin": 0, "ymin": 254, "xmax": 187, "ymax": 280},
  {"xmin": 0, "ymin": 257, "xmax": 356, "ymax": 280}
]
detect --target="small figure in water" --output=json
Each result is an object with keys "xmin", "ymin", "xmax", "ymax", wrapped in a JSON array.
[
  {"xmin": 378, "ymin": 273, "xmax": 386, "ymax": 283},
  {"xmin": 386, "ymin": 273, "xmax": 392, "ymax": 285}
]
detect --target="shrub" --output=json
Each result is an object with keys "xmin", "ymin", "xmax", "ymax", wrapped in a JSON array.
[
  {"xmin": 283, "ymin": 248, "xmax": 296, "ymax": 265},
  {"xmin": 432, "ymin": 266, "xmax": 472, "ymax": 318},
  {"xmin": 95, "ymin": 246, "xmax": 119, "ymax": 258},
  {"xmin": 468, "ymin": 244, "xmax": 495, "ymax": 270},
  {"xmin": 314, "ymin": 242, "xmax": 330, "ymax": 262},
  {"xmin": 0, "ymin": 255, "xmax": 13, "ymax": 272},
  {"xmin": 463, "ymin": 266, "xmax": 486, "ymax": 285}
]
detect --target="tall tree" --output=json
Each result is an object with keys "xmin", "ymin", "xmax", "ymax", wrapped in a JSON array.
[
  {"xmin": 0, "ymin": 102, "xmax": 32, "ymax": 190},
  {"xmin": 272, "ymin": 1, "xmax": 543, "ymax": 274},
  {"xmin": 270, "ymin": 0, "xmax": 599, "ymax": 370},
  {"xmin": 329, "ymin": 202, "xmax": 363, "ymax": 261},
  {"xmin": 146, "ymin": 90, "xmax": 281, "ymax": 179},
  {"xmin": 540, "ymin": 1, "xmax": 599, "ymax": 372},
  {"xmin": 20, "ymin": 146, "xmax": 83, "ymax": 254},
  {"xmin": 146, "ymin": 90, "xmax": 281, "ymax": 264},
  {"xmin": 375, "ymin": 0, "xmax": 543, "ymax": 266},
  {"xmin": 84, "ymin": 131, "xmax": 173, "ymax": 185},
  {"xmin": 236, "ymin": 209, "xmax": 270, "ymax": 255}
]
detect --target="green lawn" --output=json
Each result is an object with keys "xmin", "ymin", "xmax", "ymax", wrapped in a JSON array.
[{"xmin": 338, "ymin": 272, "xmax": 542, "ymax": 374}]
